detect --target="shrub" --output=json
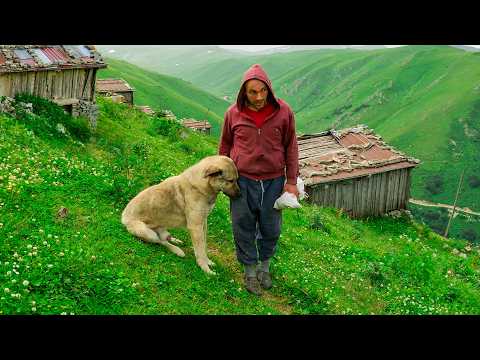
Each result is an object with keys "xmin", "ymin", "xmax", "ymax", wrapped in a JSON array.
[
  {"xmin": 425, "ymin": 175, "xmax": 444, "ymax": 195},
  {"xmin": 461, "ymin": 228, "xmax": 478, "ymax": 243},
  {"xmin": 150, "ymin": 116, "xmax": 183, "ymax": 140},
  {"xmin": 14, "ymin": 93, "xmax": 92, "ymax": 142},
  {"xmin": 468, "ymin": 175, "xmax": 480, "ymax": 189}
]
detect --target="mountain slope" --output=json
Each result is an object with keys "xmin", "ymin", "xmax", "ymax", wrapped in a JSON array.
[
  {"xmin": 1, "ymin": 96, "xmax": 480, "ymax": 314},
  {"xmin": 158, "ymin": 46, "xmax": 480, "ymax": 213},
  {"xmin": 97, "ymin": 58, "xmax": 230, "ymax": 136},
  {"xmin": 96, "ymin": 45, "xmax": 250, "ymax": 79}
]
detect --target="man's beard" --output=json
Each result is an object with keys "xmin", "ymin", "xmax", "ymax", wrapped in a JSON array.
[{"xmin": 247, "ymin": 99, "xmax": 267, "ymax": 110}]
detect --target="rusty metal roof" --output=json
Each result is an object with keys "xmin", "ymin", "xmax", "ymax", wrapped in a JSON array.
[
  {"xmin": 299, "ymin": 125, "xmax": 420, "ymax": 186},
  {"xmin": 96, "ymin": 79, "xmax": 134, "ymax": 93},
  {"xmin": 182, "ymin": 119, "xmax": 212, "ymax": 129},
  {"xmin": 136, "ymin": 105, "xmax": 155, "ymax": 115},
  {"xmin": 0, "ymin": 45, "xmax": 107, "ymax": 73}
]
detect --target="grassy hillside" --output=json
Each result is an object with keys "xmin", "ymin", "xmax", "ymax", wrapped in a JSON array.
[
  {"xmin": 144, "ymin": 45, "xmax": 480, "ymax": 241},
  {"xmin": 1, "ymin": 96, "xmax": 480, "ymax": 315},
  {"xmin": 97, "ymin": 58, "xmax": 230, "ymax": 136}
]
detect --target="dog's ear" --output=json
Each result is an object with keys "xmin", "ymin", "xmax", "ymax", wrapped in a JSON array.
[{"xmin": 204, "ymin": 165, "xmax": 222, "ymax": 178}]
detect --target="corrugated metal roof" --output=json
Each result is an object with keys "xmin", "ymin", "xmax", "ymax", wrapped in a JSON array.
[
  {"xmin": 299, "ymin": 125, "xmax": 420, "ymax": 186},
  {"xmin": 30, "ymin": 48, "xmax": 52, "ymax": 65},
  {"xmin": 0, "ymin": 45, "xmax": 107, "ymax": 73},
  {"xmin": 13, "ymin": 49, "xmax": 36, "ymax": 66},
  {"xmin": 42, "ymin": 47, "xmax": 70, "ymax": 64},
  {"xmin": 96, "ymin": 79, "xmax": 134, "ymax": 93}
]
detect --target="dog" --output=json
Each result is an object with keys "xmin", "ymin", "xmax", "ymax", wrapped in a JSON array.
[{"xmin": 121, "ymin": 155, "xmax": 240, "ymax": 274}]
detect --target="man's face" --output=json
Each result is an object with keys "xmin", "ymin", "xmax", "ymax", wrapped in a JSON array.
[{"xmin": 245, "ymin": 79, "xmax": 268, "ymax": 111}]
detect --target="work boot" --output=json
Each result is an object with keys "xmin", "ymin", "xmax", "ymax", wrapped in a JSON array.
[
  {"xmin": 256, "ymin": 270, "xmax": 272, "ymax": 290},
  {"xmin": 244, "ymin": 275, "xmax": 262, "ymax": 296}
]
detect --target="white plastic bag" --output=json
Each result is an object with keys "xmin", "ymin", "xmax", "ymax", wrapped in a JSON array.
[
  {"xmin": 273, "ymin": 177, "xmax": 307, "ymax": 210},
  {"xmin": 297, "ymin": 177, "xmax": 306, "ymax": 201}
]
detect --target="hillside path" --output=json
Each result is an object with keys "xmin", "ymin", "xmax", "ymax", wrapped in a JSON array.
[{"xmin": 409, "ymin": 198, "xmax": 480, "ymax": 217}]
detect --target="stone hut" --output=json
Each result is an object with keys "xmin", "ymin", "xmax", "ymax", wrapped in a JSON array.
[
  {"xmin": 96, "ymin": 78, "xmax": 134, "ymax": 105},
  {"xmin": 181, "ymin": 119, "xmax": 212, "ymax": 135},
  {"xmin": 298, "ymin": 125, "xmax": 420, "ymax": 218},
  {"xmin": 0, "ymin": 45, "xmax": 107, "ymax": 124}
]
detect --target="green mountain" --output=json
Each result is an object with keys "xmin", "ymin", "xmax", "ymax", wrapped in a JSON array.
[
  {"xmin": 142, "ymin": 46, "xmax": 480, "ymax": 219},
  {"xmin": 96, "ymin": 45, "xmax": 251, "ymax": 79},
  {"xmin": 96, "ymin": 47, "xmax": 480, "ymax": 241},
  {"xmin": 2, "ymin": 95, "xmax": 480, "ymax": 314},
  {"xmin": 97, "ymin": 57, "xmax": 230, "ymax": 136}
]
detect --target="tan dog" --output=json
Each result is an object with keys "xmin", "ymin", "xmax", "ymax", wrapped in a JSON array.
[{"xmin": 121, "ymin": 155, "xmax": 240, "ymax": 274}]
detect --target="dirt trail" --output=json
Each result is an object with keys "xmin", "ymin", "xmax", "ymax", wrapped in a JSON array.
[
  {"xmin": 209, "ymin": 245, "xmax": 294, "ymax": 315},
  {"xmin": 409, "ymin": 198, "xmax": 480, "ymax": 217}
]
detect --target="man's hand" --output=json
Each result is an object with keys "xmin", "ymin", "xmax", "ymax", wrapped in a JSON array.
[{"xmin": 283, "ymin": 183, "xmax": 299, "ymax": 199}]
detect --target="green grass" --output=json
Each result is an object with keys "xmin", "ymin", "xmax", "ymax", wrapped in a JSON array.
[{"xmin": 1, "ymin": 96, "xmax": 480, "ymax": 315}]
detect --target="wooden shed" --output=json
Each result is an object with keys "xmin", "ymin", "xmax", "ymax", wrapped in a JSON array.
[
  {"xmin": 298, "ymin": 125, "xmax": 420, "ymax": 218},
  {"xmin": 181, "ymin": 119, "xmax": 212, "ymax": 135},
  {"xmin": 0, "ymin": 45, "xmax": 107, "ymax": 121},
  {"xmin": 96, "ymin": 78, "xmax": 134, "ymax": 105}
]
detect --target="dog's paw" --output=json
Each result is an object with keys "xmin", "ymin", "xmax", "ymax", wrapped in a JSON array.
[
  {"xmin": 172, "ymin": 247, "xmax": 185, "ymax": 257},
  {"xmin": 203, "ymin": 267, "xmax": 217, "ymax": 275},
  {"xmin": 198, "ymin": 260, "xmax": 216, "ymax": 275},
  {"xmin": 207, "ymin": 258, "xmax": 216, "ymax": 267},
  {"xmin": 169, "ymin": 237, "xmax": 183, "ymax": 245}
]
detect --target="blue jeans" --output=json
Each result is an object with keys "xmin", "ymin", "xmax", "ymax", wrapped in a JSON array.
[{"xmin": 230, "ymin": 175, "xmax": 284, "ymax": 265}]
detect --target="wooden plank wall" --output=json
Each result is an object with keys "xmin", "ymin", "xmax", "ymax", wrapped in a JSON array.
[
  {"xmin": 307, "ymin": 168, "xmax": 413, "ymax": 218},
  {"xmin": 2, "ymin": 69, "xmax": 96, "ymax": 102}
]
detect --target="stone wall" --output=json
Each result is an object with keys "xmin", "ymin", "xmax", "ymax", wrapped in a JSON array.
[{"xmin": 72, "ymin": 100, "xmax": 99, "ymax": 129}]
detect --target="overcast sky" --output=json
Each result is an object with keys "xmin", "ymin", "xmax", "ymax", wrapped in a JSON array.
[{"xmin": 219, "ymin": 45, "xmax": 480, "ymax": 52}]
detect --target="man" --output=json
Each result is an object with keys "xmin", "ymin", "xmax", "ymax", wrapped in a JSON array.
[{"xmin": 219, "ymin": 63, "xmax": 299, "ymax": 295}]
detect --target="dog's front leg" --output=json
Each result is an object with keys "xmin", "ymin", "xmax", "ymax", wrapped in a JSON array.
[
  {"xmin": 204, "ymin": 219, "xmax": 215, "ymax": 267},
  {"xmin": 187, "ymin": 219, "xmax": 215, "ymax": 275}
]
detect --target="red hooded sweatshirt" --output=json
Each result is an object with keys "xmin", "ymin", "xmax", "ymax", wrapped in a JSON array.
[{"xmin": 218, "ymin": 64, "xmax": 299, "ymax": 185}]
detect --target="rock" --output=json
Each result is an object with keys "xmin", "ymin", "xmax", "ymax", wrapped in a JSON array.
[
  {"xmin": 56, "ymin": 207, "xmax": 68, "ymax": 219},
  {"xmin": 56, "ymin": 123, "xmax": 67, "ymax": 135}
]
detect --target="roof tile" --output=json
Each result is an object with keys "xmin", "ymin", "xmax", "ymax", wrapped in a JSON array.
[{"xmin": 299, "ymin": 125, "xmax": 420, "ymax": 186}]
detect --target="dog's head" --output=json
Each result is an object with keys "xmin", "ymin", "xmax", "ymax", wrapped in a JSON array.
[{"xmin": 203, "ymin": 156, "xmax": 241, "ymax": 199}]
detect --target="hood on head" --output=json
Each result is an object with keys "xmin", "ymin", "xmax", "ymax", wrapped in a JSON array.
[{"xmin": 236, "ymin": 64, "xmax": 279, "ymax": 110}]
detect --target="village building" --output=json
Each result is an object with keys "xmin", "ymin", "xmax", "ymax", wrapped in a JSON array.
[
  {"xmin": 135, "ymin": 105, "xmax": 155, "ymax": 115},
  {"xmin": 298, "ymin": 125, "xmax": 420, "ymax": 218},
  {"xmin": 96, "ymin": 78, "xmax": 134, "ymax": 105},
  {"xmin": 0, "ymin": 45, "xmax": 107, "ymax": 124},
  {"xmin": 181, "ymin": 119, "xmax": 212, "ymax": 135}
]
